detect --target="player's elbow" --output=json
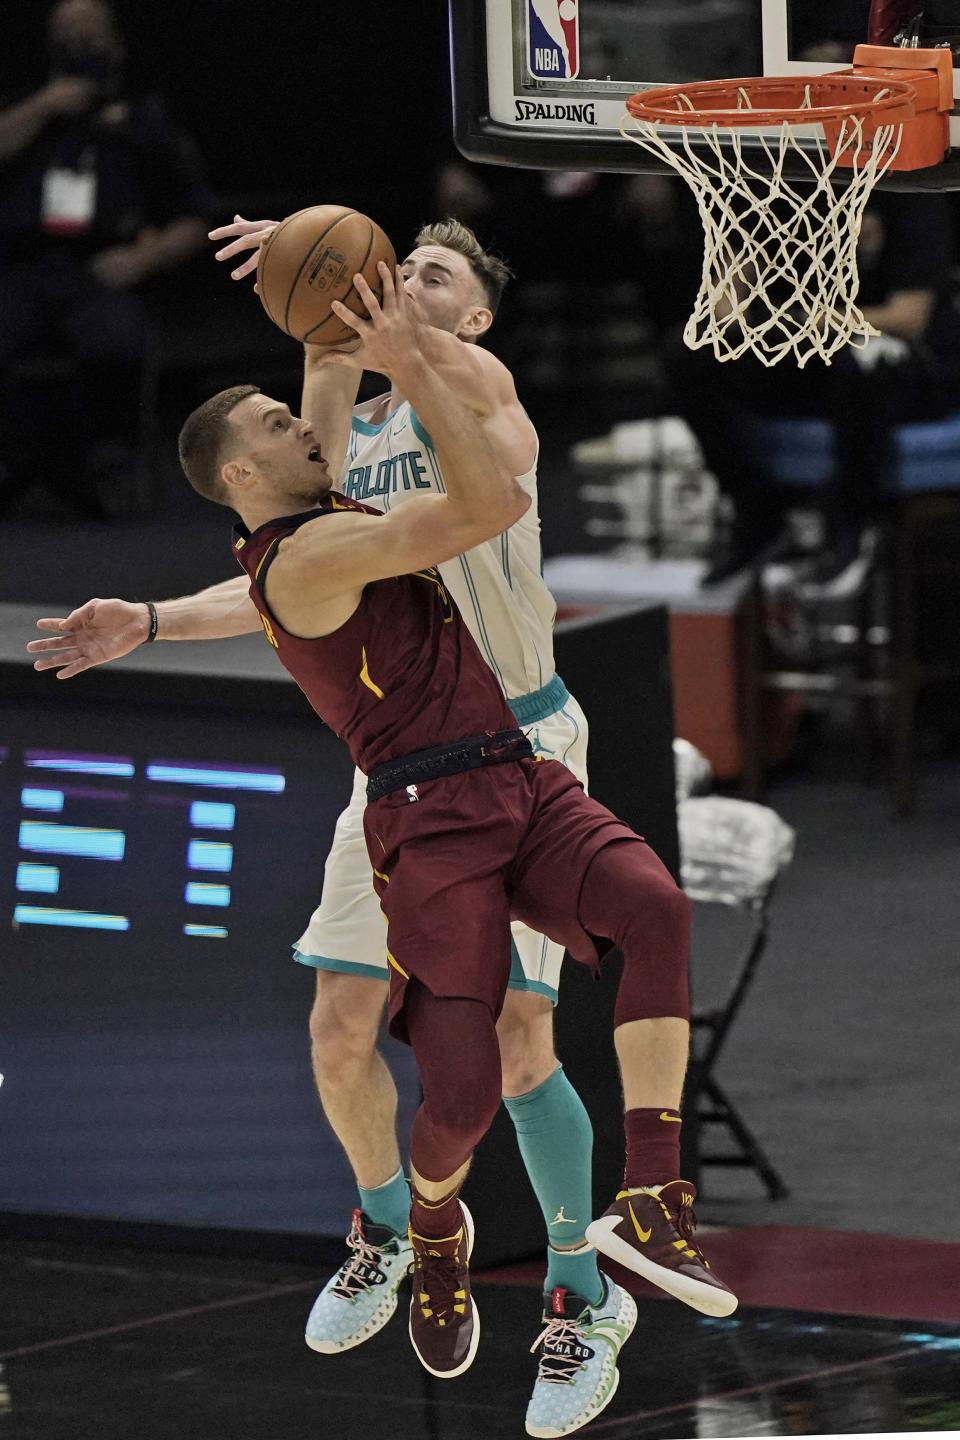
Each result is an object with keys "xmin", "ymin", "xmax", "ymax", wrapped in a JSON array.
[
  {"xmin": 502, "ymin": 482, "xmax": 531, "ymax": 528},
  {"xmin": 492, "ymin": 480, "xmax": 529, "ymax": 532}
]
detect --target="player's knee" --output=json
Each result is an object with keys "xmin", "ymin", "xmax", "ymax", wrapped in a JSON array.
[
  {"xmin": 622, "ymin": 871, "xmax": 691, "ymax": 957},
  {"xmin": 423, "ymin": 1072, "xmax": 501, "ymax": 1156}
]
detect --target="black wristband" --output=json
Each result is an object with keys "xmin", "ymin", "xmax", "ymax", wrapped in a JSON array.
[{"xmin": 143, "ymin": 600, "xmax": 159, "ymax": 644}]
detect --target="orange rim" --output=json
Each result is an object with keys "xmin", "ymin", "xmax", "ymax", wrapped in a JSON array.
[{"xmin": 625, "ymin": 73, "xmax": 917, "ymax": 129}]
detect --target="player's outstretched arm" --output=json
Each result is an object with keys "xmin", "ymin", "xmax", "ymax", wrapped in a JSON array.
[{"xmin": 28, "ymin": 578, "xmax": 260, "ymax": 679}]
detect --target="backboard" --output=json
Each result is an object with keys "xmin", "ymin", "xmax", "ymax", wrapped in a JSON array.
[{"xmin": 449, "ymin": 0, "xmax": 960, "ymax": 187}]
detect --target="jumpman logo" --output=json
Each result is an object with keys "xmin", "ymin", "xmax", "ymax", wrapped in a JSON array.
[
  {"xmin": 550, "ymin": 1206, "xmax": 578, "ymax": 1225},
  {"xmin": 531, "ymin": 726, "xmax": 556, "ymax": 758}
]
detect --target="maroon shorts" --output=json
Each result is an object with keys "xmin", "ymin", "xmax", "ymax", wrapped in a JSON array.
[{"xmin": 364, "ymin": 756, "xmax": 640, "ymax": 1043}]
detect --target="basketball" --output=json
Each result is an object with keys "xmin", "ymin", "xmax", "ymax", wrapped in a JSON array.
[{"xmin": 256, "ymin": 205, "xmax": 397, "ymax": 345}]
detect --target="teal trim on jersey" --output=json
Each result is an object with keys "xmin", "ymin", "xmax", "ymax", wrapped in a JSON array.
[
  {"xmin": 457, "ymin": 552, "xmax": 507, "ymax": 691},
  {"xmin": 409, "ymin": 408, "xmax": 433, "ymax": 449},
  {"xmin": 557, "ymin": 701, "xmax": 582, "ymax": 767},
  {"xmin": 295, "ymin": 943, "xmax": 555, "ymax": 998},
  {"xmin": 292, "ymin": 947, "xmax": 386, "ymax": 982},
  {"xmin": 351, "ymin": 407, "xmax": 402, "ymax": 438},
  {"xmin": 508, "ymin": 937, "xmax": 558, "ymax": 1003},
  {"xmin": 500, "ymin": 530, "xmax": 513, "ymax": 589},
  {"xmin": 509, "ymin": 674, "xmax": 570, "ymax": 728}
]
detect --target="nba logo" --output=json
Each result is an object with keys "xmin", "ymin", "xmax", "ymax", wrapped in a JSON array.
[{"xmin": 527, "ymin": 0, "xmax": 579, "ymax": 80}]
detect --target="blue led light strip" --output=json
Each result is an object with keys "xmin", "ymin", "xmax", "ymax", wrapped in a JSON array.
[
  {"xmin": 25, "ymin": 754, "xmax": 135, "ymax": 777},
  {"xmin": 21, "ymin": 789, "xmax": 65, "ymax": 811},
  {"xmin": 183, "ymin": 923, "xmax": 228, "ymax": 939},
  {"xmin": 184, "ymin": 882, "xmax": 231, "ymax": 907},
  {"xmin": 189, "ymin": 801, "xmax": 236, "ymax": 830},
  {"xmin": 16, "ymin": 864, "xmax": 60, "ymax": 894},
  {"xmin": 14, "ymin": 906, "xmax": 129, "ymax": 931},
  {"xmin": 18, "ymin": 821, "xmax": 126, "ymax": 860},
  {"xmin": 146, "ymin": 763, "xmax": 284, "ymax": 793},
  {"xmin": 186, "ymin": 840, "xmax": 233, "ymax": 873}
]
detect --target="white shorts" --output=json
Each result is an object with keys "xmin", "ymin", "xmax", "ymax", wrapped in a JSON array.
[{"xmin": 293, "ymin": 678, "xmax": 589, "ymax": 1003}]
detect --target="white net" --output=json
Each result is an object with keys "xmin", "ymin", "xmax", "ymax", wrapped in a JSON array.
[{"xmin": 621, "ymin": 92, "xmax": 904, "ymax": 367}]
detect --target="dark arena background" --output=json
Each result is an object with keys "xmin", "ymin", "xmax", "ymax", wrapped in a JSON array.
[{"xmin": 1, "ymin": 3, "xmax": 960, "ymax": 1438}]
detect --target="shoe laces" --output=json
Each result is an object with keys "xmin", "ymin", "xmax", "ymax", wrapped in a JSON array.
[
  {"xmin": 412, "ymin": 1231, "xmax": 469, "ymax": 1326},
  {"xmin": 530, "ymin": 1313, "xmax": 592, "ymax": 1384},
  {"xmin": 331, "ymin": 1210, "xmax": 390, "ymax": 1301},
  {"xmin": 663, "ymin": 1195, "xmax": 706, "ymax": 1259}
]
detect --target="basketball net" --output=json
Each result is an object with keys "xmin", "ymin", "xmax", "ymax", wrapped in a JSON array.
[{"xmin": 620, "ymin": 94, "xmax": 904, "ymax": 368}]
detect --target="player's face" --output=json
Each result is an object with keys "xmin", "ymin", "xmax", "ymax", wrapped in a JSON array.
[
  {"xmin": 229, "ymin": 394, "xmax": 331, "ymax": 505},
  {"xmin": 400, "ymin": 246, "xmax": 491, "ymax": 341}
]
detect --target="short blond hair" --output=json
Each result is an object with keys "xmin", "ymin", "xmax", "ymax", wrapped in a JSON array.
[{"xmin": 414, "ymin": 218, "xmax": 513, "ymax": 314}]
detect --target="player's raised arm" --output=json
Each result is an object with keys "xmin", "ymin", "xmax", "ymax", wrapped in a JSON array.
[
  {"xmin": 210, "ymin": 213, "xmax": 362, "ymax": 481},
  {"xmin": 263, "ymin": 267, "xmax": 528, "ymax": 632},
  {"xmin": 301, "ymin": 344, "xmax": 361, "ymax": 481},
  {"xmin": 28, "ymin": 577, "xmax": 259, "ymax": 679}
]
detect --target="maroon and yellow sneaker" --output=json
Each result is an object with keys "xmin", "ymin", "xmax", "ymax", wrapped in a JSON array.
[
  {"xmin": 408, "ymin": 1200, "xmax": 480, "ymax": 1378},
  {"xmin": 585, "ymin": 1180, "xmax": 738, "ymax": 1317}
]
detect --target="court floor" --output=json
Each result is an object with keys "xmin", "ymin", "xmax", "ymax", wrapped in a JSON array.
[{"xmin": 3, "ymin": 1232, "xmax": 959, "ymax": 1439}]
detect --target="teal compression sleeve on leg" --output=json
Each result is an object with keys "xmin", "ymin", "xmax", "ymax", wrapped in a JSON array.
[
  {"xmin": 504, "ymin": 1064, "xmax": 602, "ymax": 1300},
  {"xmin": 357, "ymin": 1166, "xmax": 411, "ymax": 1238}
]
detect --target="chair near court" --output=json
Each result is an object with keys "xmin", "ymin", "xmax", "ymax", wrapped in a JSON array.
[
  {"xmin": 741, "ymin": 413, "xmax": 960, "ymax": 815},
  {"xmin": 674, "ymin": 746, "xmax": 796, "ymax": 1200}
]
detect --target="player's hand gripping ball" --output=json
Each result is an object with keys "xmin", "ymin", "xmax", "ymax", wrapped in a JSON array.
[{"xmin": 256, "ymin": 205, "xmax": 397, "ymax": 344}]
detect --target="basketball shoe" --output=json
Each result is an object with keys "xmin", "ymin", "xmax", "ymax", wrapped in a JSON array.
[
  {"xmin": 305, "ymin": 1209, "xmax": 413, "ymax": 1353},
  {"xmin": 525, "ymin": 1276, "xmax": 638, "ymax": 1438},
  {"xmin": 408, "ymin": 1200, "xmax": 479, "ymax": 1379},
  {"xmin": 586, "ymin": 1180, "xmax": 737, "ymax": 1317}
]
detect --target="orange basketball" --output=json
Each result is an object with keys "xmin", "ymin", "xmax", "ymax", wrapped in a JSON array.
[{"xmin": 256, "ymin": 205, "xmax": 397, "ymax": 344}]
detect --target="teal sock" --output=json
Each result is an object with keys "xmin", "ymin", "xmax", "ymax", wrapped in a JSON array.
[
  {"xmin": 545, "ymin": 1243, "xmax": 605, "ymax": 1308},
  {"xmin": 357, "ymin": 1167, "xmax": 410, "ymax": 1238},
  {"xmin": 503, "ymin": 1065, "xmax": 602, "ymax": 1302}
]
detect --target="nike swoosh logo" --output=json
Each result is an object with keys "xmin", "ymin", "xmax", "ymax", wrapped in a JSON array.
[
  {"xmin": 659, "ymin": 1112, "xmax": 682, "ymax": 1122},
  {"xmin": 627, "ymin": 1202, "xmax": 652, "ymax": 1245}
]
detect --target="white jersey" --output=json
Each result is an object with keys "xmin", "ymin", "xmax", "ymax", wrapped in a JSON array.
[{"xmin": 341, "ymin": 393, "xmax": 558, "ymax": 703}]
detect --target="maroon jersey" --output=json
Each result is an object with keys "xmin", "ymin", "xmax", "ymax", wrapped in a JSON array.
[{"xmin": 232, "ymin": 494, "xmax": 518, "ymax": 772}]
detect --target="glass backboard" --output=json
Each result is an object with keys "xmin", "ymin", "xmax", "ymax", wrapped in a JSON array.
[{"xmin": 449, "ymin": 0, "xmax": 960, "ymax": 186}]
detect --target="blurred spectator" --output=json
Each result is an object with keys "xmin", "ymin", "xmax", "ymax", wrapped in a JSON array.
[
  {"xmin": 429, "ymin": 149, "xmax": 629, "ymax": 286},
  {"xmin": 612, "ymin": 174, "xmax": 704, "ymax": 335},
  {"xmin": 662, "ymin": 191, "xmax": 960, "ymax": 585},
  {"xmin": 0, "ymin": 0, "xmax": 211, "ymax": 515}
]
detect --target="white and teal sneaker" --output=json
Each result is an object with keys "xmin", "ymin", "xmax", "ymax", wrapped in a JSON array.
[
  {"xmin": 525, "ymin": 1275, "xmax": 638, "ymax": 1438},
  {"xmin": 305, "ymin": 1209, "xmax": 413, "ymax": 1354}
]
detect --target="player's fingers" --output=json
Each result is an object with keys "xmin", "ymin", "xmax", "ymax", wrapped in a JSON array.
[
  {"xmin": 213, "ymin": 233, "xmax": 262, "ymax": 262},
  {"xmin": 32, "ymin": 617, "xmax": 73, "ymax": 634},
  {"xmin": 330, "ymin": 298, "xmax": 368, "ymax": 335},
  {"xmin": 230, "ymin": 253, "xmax": 260, "ymax": 281},
  {"xmin": 208, "ymin": 216, "xmax": 276, "ymax": 240},
  {"xmin": 53, "ymin": 599, "xmax": 99, "ymax": 631},
  {"xmin": 54, "ymin": 657, "xmax": 93, "ymax": 680},
  {"xmin": 32, "ymin": 648, "xmax": 79, "ymax": 671},
  {"xmin": 26, "ymin": 634, "xmax": 74, "ymax": 652},
  {"xmin": 352, "ymin": 271, "xmax": 384, "ymax": 320}
]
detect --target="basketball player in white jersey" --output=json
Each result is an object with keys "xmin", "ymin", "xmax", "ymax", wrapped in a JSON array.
[{"xmin": 29, "ymin": 217, "xmax": 634, "ymax": 1437}]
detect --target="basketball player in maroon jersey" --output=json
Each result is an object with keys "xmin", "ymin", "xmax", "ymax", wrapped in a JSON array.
[{"xmin": 175, "ymin": 262, "xmax": 737, "ymax": 1381}]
